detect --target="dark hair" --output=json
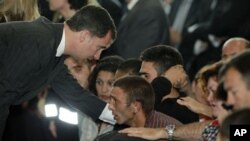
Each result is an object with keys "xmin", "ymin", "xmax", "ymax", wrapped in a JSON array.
[
  {"xmin": 140, "ymin": 45, "xmax": 183, "ymax": 75},
  {"xmin": 219, "ymin": 50, "xmax": 250, "ymax": 90},
  {"xmin": 113, "ymin": 76, "xmax": 155, "ymax": 115},
  {"xmin": 215, "ymin": 81, "xmax": 227, "ymax": 101},
  {"xmin": 68, "ymin": 0, "xmax": 88, "ymax": 10},
  {"xmin": 217, "ymin": 81, "xmax": 232, "ymax": 110},
  {"xmin": 66, "ymin": 5, "xmax": 116, "ymax": 40},
  {"xmin": 99, "ymin": 55, "xmax": 124, "ymax": 65},
  {"xmin": 89, "ymin": 56, "xmax": 124, "ymax": 95},
  {"xmin": 117, "ymin": 59, "xmax": 142, "ymax": 76},
  {"xmin": 219, "ymin": 108, "xmax": 250, "ymax": 139}
]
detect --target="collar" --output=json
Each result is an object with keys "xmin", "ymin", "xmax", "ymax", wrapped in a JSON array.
[
  {"xmin": 56, "ymin": 29, "xmax": 65, "ymax": 57},
  {"xmin": 127, "ymin": 0, "xmax": 139, "ymax": 10}
]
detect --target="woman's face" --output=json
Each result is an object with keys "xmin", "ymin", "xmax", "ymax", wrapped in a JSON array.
[
  {"xmin": 47, "ymin": 0, "xmax": 68, "ymax": 11},
  {"xmin": 207, "ymin": 76, "xmax": 227, "ymax": 118},
  {"xmin": 96, "ymin": 71, "xmax": 115, "ymax": 103}
]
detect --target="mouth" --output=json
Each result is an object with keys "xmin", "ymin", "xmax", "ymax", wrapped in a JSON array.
[
  {"xmin": 84, "ymin": 59, "xmax": 96, "ymax": 70},
  {"xmin": 87, "ymin": 58, "xmax": 97, "ymax": 65},
  {"xmin": 209, "ymin": 102, "xmax": 216, "ymax": 108},
  {"xmin": 113, "ymin": 114, "xmax": 118, "ymax": 121},
  {"xmin": 111, "ymin": 112, "xmax": 118, "ymax": 120},
  {"xmin": 99, "ymin": 95, "xmax": 110, "ymax": 102}
]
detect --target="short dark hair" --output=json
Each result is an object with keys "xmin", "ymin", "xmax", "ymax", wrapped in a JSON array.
[
  {"xmin": 117, "ymin": 59, "xmax": 142, "ymax": 76},
  {"xmin": 215, "ymin": 81, "xmax": 227, "ymax": 101},
  {"xmin": 113, "ymin": 76, "xmax": 155, "ymax": 116},
  {"xmin": 219, "ymin": 50, "xmax": 250, "ymax": 89},
  {"xmin": 140, "ymin": 45, "xmax": 183, "ymax": 75},
  {"xmin": 219, "ymin": 108, "xmax": 250, "ymax": 139},
  {"xmin": 66, "ymin": 5, "xmax": 116, "ymax": 40},
  {"xmin": 88, "ymin": 55, "xmax": 124, "ymax": 95},
  {"xmin": 99, "ymin": 55, "xmax": 124, "ymax": 65}
]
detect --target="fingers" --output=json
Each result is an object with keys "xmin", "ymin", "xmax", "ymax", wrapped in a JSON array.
[
  {"xmin": 177, "ymin": 97, "xmax": 191, "ymax": 106},
  {"xmin": 119, "ymin": 128, "xmax": 143, "ymax": 138},
  {"xmin": 177, "ymin": 98, "xmax": 185, "ymax": 106},
  {"xmin": 119, "ymin": 127, "xmax": 137, "ymax": 134},
  {"xmin": 164, "ymin": 65, "xmax": 189, "ymax": 89}
]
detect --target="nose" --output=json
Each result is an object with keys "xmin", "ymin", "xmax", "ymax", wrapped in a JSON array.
[
  {"xmin": 108, "ymin": 102, "xmax": 114, "ymax": 111},
  {"xmin": 226, "ymin": 93, "xmax": 235, "ymax": 107},
  {"xmin": 101, "ymin": 83, "xmax": 109, "ymax": 94}
]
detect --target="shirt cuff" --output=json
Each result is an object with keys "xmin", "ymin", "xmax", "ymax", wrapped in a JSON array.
[{"xmin": 99, "ymin": 104, "xmax": 116, "ymax": 125}]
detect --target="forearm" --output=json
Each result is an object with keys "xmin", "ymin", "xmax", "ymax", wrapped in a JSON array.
[
  {"xmin": 154, "ymin": 121, "xmax": 211, "ymax": 140},
  {"xmin": 173, "ymin": 121, "xmax": 211, "ymax": 141},
  {"xmin": 197, "ymin": 104, "xmax": 213, "ymax": 118}
]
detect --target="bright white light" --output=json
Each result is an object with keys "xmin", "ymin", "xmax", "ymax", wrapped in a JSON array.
[
  {"xmin": 58, "ymin": 107, "xmax": 78, "ymax": 125},
  {"xmin": 45, "ymin": 104, "xmax": 58, "ymax": 117}
]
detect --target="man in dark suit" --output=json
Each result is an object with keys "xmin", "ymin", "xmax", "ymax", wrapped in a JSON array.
[
  {"xmin": 97, "ymin": 0, "xmax": 126, "ymax": 27},
  {"xmin": 103, "ymin": 0, "xmax": 170, "ymax": 59},
  {"xmin": 0, "ymin": 5, "xmax": 116, "ymax": 139}
]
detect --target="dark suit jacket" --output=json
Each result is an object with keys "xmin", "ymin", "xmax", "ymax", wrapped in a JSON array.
[
  {"xmin": 107, "ymin": 0, "xmax": 170, "ymax": 59},
  {"xmin": 0, "ymin": 17, "xmax": 106, "ymax": 121},
  {"xmin": 169, "ymin": 0, "xmax": 217, "ymax": 68},
  {"xmin": 169, "ymin": 0, "xmax": 200, "ymax": 34},
  {"xmin": 208, "ymin": 0, "xmax": 250, "ymax": 38},
  {"xmin": 3, "ymin": 105, "xmax": 56, "ymax": 141},
  {"xmin": 98, "ymin": 0, "xmax": 125, "ymax": 27}
]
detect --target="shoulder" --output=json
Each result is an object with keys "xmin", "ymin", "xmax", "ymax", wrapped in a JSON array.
[{"xmin": 149, "ymin": 111, "xmax": 183, "ymax": 126}]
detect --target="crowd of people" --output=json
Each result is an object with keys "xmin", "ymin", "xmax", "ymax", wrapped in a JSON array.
[{"xmin": 1, "ymin": 0, "xmax": 250, "ymax": 141}]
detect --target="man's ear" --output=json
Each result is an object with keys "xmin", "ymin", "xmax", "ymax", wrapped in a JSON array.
[
  {"xmin": 132, "ymin": 101, "xmax": 142, "ymax": 114},
  {"xmin": 79, "ymin": 30, "xmax": 91, "ymax": 43}
]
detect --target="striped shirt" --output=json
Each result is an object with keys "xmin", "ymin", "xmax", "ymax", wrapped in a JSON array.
[{"xmin": 145, "ymin": 110, "xmax": 182, "ymax": 128}]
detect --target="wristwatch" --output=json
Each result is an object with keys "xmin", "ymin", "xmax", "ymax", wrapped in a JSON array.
[{"xmin": 166, "ymin": 124, "xmax": 175, "ymax": 140}]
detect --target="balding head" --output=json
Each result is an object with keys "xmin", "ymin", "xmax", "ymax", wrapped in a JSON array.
[{"xmin": 222, "ymin": 37, "xmax": 250, "ymax": 60}]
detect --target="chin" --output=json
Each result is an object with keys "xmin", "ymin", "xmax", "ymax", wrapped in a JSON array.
[{"xmin": 116, "ymin": 120, "xmax": 122, "ymax": 124}]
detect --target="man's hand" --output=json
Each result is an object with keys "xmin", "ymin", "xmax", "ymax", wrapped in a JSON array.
[
  {"xmin": 177, "ymin": 97, "xmax": 213, "ymax": 117},
  {"xmin": 163, "ymin": 65, "xmax": 189, "ymax": 91},
  {"xmin": 119, "ymin": 127, "xmax": 166, "ymax": 140}
]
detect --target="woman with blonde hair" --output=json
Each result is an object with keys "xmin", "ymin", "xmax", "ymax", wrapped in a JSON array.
[{"xmin": 0, "ymin": 0, "xmax": 40, "ymax": 22}]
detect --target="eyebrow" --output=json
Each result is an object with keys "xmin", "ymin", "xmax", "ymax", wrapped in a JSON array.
[
  {"xmin": 100, "ymin": 46, "xmax": 107, "ymax": 50},
  {"xmin": 96, "ymin": 78, "xmax": 103, "ymax": 81},
  {"xmin": 138, "ymin": 72, "xmax": 147, "ymax": 76}
]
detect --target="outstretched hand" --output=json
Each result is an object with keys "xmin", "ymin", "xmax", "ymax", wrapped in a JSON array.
[
  {"xmin": 177, "ymin": 97, "xmax": 201, "ymax": 112},
  {"xmin": 119, "ymin": 127, "xmax": 166, "ymax": 140},
  {"xmin": 177, "ymin": 97, "xmax": 213, "ymax": 117}
]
